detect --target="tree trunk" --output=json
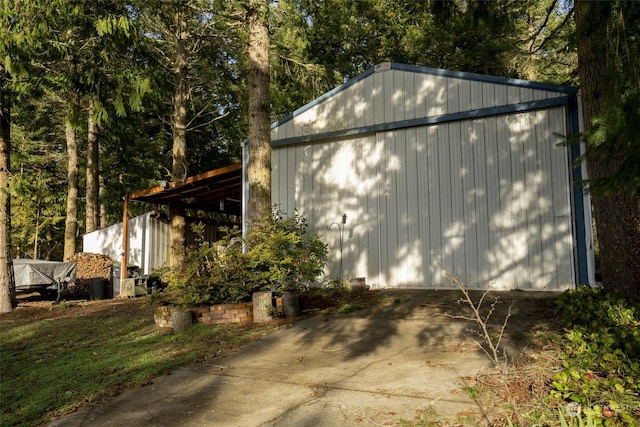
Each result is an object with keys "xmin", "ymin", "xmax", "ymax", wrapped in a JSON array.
[
  {"xmin": 63, "ymin": 120, "xmax": 79, "ymax": 261},
  {"xmin": 99, "ymin": 173, "xmax": 106, "ymax": 229},
  {"xmin": 0, "ymin": 84, "xmax": 15, "ymax": 312},
  {"xmin": 169, "ymin": 203, "xmax": 186, "ymax": 268},
  {"xmin": 169, "ymin": 11, "xmax": 188, "ymax": 268},
  {"xmin": 86, "ymin": 97, "xmax": 99, "ymax": 233},
  {"xmin": 576, "ymin": 0, "xmax": 640, "ymax": 299},
  {"xmin": 247, "ymin": 0, "xmax": 272, "ymax": 228}
]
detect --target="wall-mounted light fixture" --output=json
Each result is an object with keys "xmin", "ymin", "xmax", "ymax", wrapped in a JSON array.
[
  {"xmin": 219, "ymin": 200, "xmax": 225, "ymax": 211},
  {"xmin": 159, "ymin": 180, "xmax": 169, "ymax": 189}
]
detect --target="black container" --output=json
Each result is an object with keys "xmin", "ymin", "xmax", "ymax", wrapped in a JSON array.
[
  {"xmin": 89, "ymin": 278, "xmax": 109, "ymax": 300},
  {"xmin": 282, "ymin": 290, "xmax": 299, "ymax": 318}
]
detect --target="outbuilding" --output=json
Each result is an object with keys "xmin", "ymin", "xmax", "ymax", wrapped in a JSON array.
[{"xmin": 269, "ymin": 63, "xmax": 595, "ymax": 291}]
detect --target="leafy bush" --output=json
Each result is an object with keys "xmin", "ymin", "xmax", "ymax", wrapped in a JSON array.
[
  {"xmin": 243, "ymin": 210, "xmax": 328, "ymax": 295},
  {"xmin": 549, "ymin": 286, "xmax": 640, "ymax": 424},
  {"xmin": 161, "ymin": 211, "xmax": 328, "ymax": 307},
  {"xmin": 161, "ymin": 225, "xmax": 250, "ymax": 308}
]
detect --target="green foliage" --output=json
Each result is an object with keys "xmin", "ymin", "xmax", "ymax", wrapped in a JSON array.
[
  {"xmin": 549, "ymin": 287, "xmax": 640, "ymax": 424},
  {"xmin": 578, "ymin": 1, "xmax": 640, "ymax": 195},
  {"xmin": 244, "ymin": 210, "xmax": 328, "ymax": 295},
  {"xmin": 162, "ymin": 211, "xmax": 328, "ymax": 307},
  {"xmin": 161, "ymin": 225, "xmax": 250, "ymax": 308}
]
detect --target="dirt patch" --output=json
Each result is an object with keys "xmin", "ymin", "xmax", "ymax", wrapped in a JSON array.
[{"xmin": 1, "ymin": 293, "xmax": 151, "ymax": 323}]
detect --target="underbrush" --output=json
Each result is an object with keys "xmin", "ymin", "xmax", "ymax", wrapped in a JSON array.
[
  {"xmin": 496, "ymin": 287, "xmax": 640, "ymax": 425},
  {"xmin": 458, "ymin": 286, "xmax": 640, "ymax": 426},
  {"xmin": 545, "ymin": 287, "xmax": 640, "ymax": 425}
]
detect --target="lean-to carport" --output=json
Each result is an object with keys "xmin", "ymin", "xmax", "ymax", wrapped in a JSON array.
[{"xmin": 120, "ymin": 163, "xmax": 243, "ymax": 282}]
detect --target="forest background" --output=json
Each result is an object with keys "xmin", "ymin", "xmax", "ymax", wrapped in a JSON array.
[{"xmin": 1, "ymin": 0, "xmax": 639, "ymax": 309}]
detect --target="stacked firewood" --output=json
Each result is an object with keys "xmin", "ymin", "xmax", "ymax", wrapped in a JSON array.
[
  {"xmin": 64, "ymin": 253, "xmax": 115, "ymax": 299},
  {"xmin": 70, "ymin": 252, "xmax": 114, "ymax": 279}
]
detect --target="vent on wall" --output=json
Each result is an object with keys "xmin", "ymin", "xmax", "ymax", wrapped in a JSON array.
[{"xmin": 374, "ymin": 62, "xmax": 392, "ymax": 73}]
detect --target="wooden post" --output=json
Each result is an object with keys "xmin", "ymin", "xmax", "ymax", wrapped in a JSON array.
[{"xmin": 122, "ymin": 194, "xmax": 129, "ymax": 284}]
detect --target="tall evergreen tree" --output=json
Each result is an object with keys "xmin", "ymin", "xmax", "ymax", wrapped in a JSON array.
[
  {"xmin": 246, "ymin": 0, "xmax": 272, "ymax": 225},
  {"xmin": 0, "ymin": 78, "xmax": 14, "ymax": 312},
  {"xmin": 575, "ymin": 0, "xmax": 640, "ymax": 298},
  {"xmin": 130, "ymin": 0, "xmax": 243, "ymax": 265}
]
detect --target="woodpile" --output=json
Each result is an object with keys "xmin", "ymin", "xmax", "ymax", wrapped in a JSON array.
[
  {"xmin": 64, "ymin": 253, "xmax": 115, "ymax": 299},
  {"xmin": 69, "ymin": 252, "xmax": 115, "ymax": 279}
]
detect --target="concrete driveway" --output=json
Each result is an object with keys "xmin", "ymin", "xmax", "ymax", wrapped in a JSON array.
[{"xmin": 47, "ymin": 290, "xmax": 556, "ymax": 426}]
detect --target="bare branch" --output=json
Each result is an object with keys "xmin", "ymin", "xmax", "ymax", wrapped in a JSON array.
[{"xmin": 186, "ymin": 110, "xmax": 230, "ymax": 132}]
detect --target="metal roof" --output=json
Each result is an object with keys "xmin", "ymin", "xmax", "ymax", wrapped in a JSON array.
[{"xmin": 128, "ymin": 163, "xmax": 243, "ymax": 217}]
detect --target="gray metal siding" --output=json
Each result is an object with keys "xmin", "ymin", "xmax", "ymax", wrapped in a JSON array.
[
  {"xmin": 270, "ymin": 65, "xmax": 580, "ymax": 290},
  {"xmin": 273, "ymin": 69, "xmax": 563, "ymax": 142},
  {"xmin": 272, "ymin": 107, "xmax": 573, "ymax": 290}
]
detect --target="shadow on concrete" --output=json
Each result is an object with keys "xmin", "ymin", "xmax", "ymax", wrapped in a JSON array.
[{"xmin": 47, "ymin": 289, "xmax": 560, "ymax": 427}]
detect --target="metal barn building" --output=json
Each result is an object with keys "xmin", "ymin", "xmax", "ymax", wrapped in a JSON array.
[{"xmin": 269, "ymin": 63, "xmax": 595, "ymax": 291}]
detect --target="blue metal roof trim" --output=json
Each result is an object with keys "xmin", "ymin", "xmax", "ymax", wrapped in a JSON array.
[
  {"xmin": 270, "ymin": 63, "xmax": 578, "ymax": 131},
  {"xmin": 272, "ymin": 96, "xmax": 570, "ymax": 148},
  {"xmin": 567, "ymin": 94, "xmax": 589, "ymax": 285},
  {"xmin": 388, "ymin": 63, "xmax": 579, "ymax": 95}
]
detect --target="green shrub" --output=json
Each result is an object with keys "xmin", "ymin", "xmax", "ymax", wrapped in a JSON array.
[
  {"xmin": 243, "ymin": 210, "xmax": 328, "ymax": 295},
  {"xmin": 161, "ymin": 211, "xmax": 328, "ymax": 307},
  {"xmin": 549, "ymin": 286, "xmax": 640, "ymax": 424},
  {"xmin": 162, "ymin": 225, "xmax": 251, "ymax": 307}
]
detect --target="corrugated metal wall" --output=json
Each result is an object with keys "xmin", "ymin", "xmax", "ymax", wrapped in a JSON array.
[
  {"xmin": 83, "ymin": 213, "xmax": 221, "ymax": 276},
  {"xmin": 271, "ymin": 66, "xmax": 577, "ymax": 291},
  {"xmin": 82, "ymin": 212, "xmax": 171, "ymax": 274},
  {"xmin": 272, "ymin": 68, "xmax": 560, "ymax": 141}
]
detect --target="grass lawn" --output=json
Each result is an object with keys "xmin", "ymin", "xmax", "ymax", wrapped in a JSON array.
[
  {"xmin": 1, "ymin": 289, "xmax": 382, "ymax": 427},
  {"xmin": 0, "ymin": 296, "xmax": 293, "ymax": 427}
]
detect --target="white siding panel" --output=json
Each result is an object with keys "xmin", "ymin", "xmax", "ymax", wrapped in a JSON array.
[
  {"xmin": 473, "ymin": 120, "xmax": 489, "ymax": 288},
  {"xmin": 82, "ymin": 212, "xmax": 171, "ymax": 276},
  {"xmin": 270, "ymin": 69, "xmax": 577, "ymax": 291},
  {"xmin": 510, "ymin": 113, "xmax": 529, "ymax": 289},
  {"xmin": 449, "ymin": 122, "xmax": 466, "ymax": 278},
  {"xmin": 549, "ymin": 108, "xmax": 573, "ymax": 288},
  {"xmin": 430, "ymin": 76, "xmax": 448, "ymax": 116},
  {"xmin": 535, "ymin": 110, "xmax": 558, "ymax": 289},
  {"xmin": 271, "ymin": 148, "xmax": 283, "ymax": 211},
  {"xmin": 524, "ymin": 112, "xmax": 543, "ymax": 289},
  {"xmin": 383, "ymin": 131, "xmax": 399, "ymax": 286},
  {"xmin": 364, "ymin": 73, "xmax": 376, "ymax": 127},
  {"xmin": 508, "ymin": 86, "xmax": 520, "ymax": 105},
  {"xmin": 271, "ymin": 69, "xmax": 571, "ymax": 144},
  {"xmin": 458, "ymin": 79, "xmax": 472, "ymax": 113},
  {"xmin": 437, "ymin": 124, "xmax": 454, "ymax": 280},
  {"xmin": 416, "ymin": 126, "xmax": 431, "ymax": 287},
  {"xmin": 519, "ymin": 87, "xmax": 534, "ymax": 103},
  {"xmin": 403, "ymin": 71, "xmax": 417, "ymax": 121},
  {"xmin": 395, "ymin": 71, "xmax": 407, "ymax": 121},
  {"xmin": 494, "ymin": 84, "xmax": 508, "ymax": 107},
  {"xmin": 461, "ymin": 120, "xmax": 477, "ymax": 287},
  {"xmin": 447, "ymin": 78, "xmax": 460, "ymax": 114},
  {"xmin": 482, "ymin": 83, "xmax": 496, "ymax": 108},
  {"xmin": 427, "ymin": 125, "xmax": 443, "ymax": 286},
  {"xmin": 286, "ymin": 147, "xmax": 296, "ymax": 213},
  {"xmin": 353, "ymin": 79, "xmax": 368, "ymax": 129},
  {"xmin": 470, "ymin": 80, "xmax": 484, "ymax": 111},
  {"xmin": 384, "ymin": 71, "xmax": 396, "ymax": 123},
  {"xmin": 495, "ymin": 114, "xmax": 516, "ymax": 289},
  {"xmin": 414, "ymin": 74, "xmax": 429, "ymax": 120}
]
